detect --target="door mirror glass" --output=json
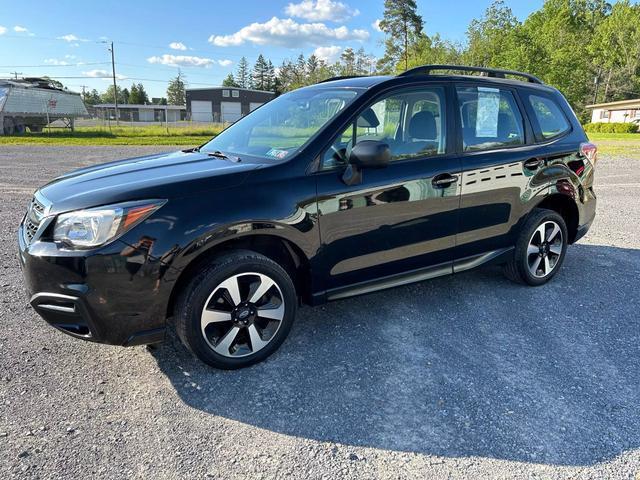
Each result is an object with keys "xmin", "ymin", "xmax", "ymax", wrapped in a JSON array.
[{"xmin": 349, "ymin": 140, "xmax": 391, "ymax": 169}]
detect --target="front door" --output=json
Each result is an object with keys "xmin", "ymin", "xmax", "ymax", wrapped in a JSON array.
[{"xmin": 313, "ymin": 85, "xmax": 461, "ymax": 297}]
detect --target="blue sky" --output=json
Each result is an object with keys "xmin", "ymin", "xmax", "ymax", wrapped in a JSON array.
[{"xmin": 0, "ymin": 0, "xmax": 543, "ymax": 98}]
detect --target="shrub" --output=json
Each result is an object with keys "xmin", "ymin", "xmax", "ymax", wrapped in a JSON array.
[{"xmin": 583, "ymin": 122, "xmax": 639, "ymax": 133}]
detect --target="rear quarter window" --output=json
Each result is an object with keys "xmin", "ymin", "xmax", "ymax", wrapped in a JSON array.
[{"xmin": 528, "ymin": 94, "xmax": 571, "ymax": 140}]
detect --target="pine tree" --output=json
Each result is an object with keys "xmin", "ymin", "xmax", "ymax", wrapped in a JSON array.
[
  {"xmin": 167, "ymin": 71, "xmax": 186, "ymax": 105},
  {"xmin": 235, "ymin": 57, "xmax": 251, "ymax": 88},
  {"xmin": 378, "ymin": 0, "xmax": 424, "ymax": 72},
  {"xmin": 265, "ymin": 60, "xmax": 276, "ymax": 92},
  {"xmin": 222, "ymin": 73, "xmax": 239, "ymax": 87},
  {"xmin": 307, "ymin": 54, "xmax": 320, "ymax": 83},
  {"xmin": 340, "ymin": 48, "xmax": 356, "ymax": 75},
  {"xmin": 252, "ymin": 54, "xmax": 269, "ymax": 90}
]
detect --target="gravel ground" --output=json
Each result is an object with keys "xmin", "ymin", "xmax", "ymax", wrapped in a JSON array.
[{"xmin": 0, "ymin": 145, "xmax": 639, "ymax": 480}]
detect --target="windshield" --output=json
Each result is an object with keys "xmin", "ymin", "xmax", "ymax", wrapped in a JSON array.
[{"xmin": 201, "ymin": 87, "xmax": 361, "ymax": 161}]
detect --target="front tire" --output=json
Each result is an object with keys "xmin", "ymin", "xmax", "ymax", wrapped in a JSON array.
[
  {"xmin": 503, "ymin": 208, "xmax": 568, "ymax": 286},
  {"xmin": 175, "ymin": 250, "xmax": 297, "ymax": 369}
]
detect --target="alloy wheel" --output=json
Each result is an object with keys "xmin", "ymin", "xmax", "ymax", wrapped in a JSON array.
[
  {"xmin": 527, "ymin": 220, "xmax": 563, "ymax": 278},
  {"xmin": 200, "ymin": 272, "xmax": 285, "ymax": 358}
]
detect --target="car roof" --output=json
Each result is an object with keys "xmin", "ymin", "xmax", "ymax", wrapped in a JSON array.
[{"xmin": 315, "ymin": 70, "xmax": 557, "ymax": 94}]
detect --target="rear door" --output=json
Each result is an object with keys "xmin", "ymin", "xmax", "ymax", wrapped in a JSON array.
[
  {"xmin": 453, "ymin": 82, "xmax": 544, "ymax": 265},
  {"xmin": 314, "ymin": 84, "xmax": 462, "ymax": 297}
]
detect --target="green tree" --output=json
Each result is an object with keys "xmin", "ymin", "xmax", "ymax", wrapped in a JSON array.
[
  {"xmin": 82, "ymin": 88, "xmax": 101, "ymax": 106},
  {"xmin": 340, "ymin": 48, "xmax": 356, "ymax": 75},
  {"xmin": 590, "ymin": 0, "xmax": 640, "ymax": 102},
  {"xmin": 252, "ymin": 54, "xmax": 269, "ymax": 90},
  {"xmin": 235, "ymin": 57, "xmax": 251, "ymax": 88},
  {"xmin": 167, "ymin": 71, "xmax": 186, "ymax": 105},
  {"xmin": 222, "ymin": 73, "xmax": 239, "ymax": 87},
  {"xmin": 100, "ymin": 85, "xmax": 127, "ymax": 104},
  {"xmin": 463, "ymin": 1, "xmax": 520, "ymax": 67},
  {"xmin": 378, "ymin": 0, "xmax": 424, "ymax": 72}
]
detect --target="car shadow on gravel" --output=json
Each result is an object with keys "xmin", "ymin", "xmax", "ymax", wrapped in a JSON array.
[{"xmin": 150, "ymin": 243, "xmax": 640, "ymax": 466}]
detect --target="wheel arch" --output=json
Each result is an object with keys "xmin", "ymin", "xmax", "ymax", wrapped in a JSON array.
[
  {"xmin": 534, "ymin": 193, "xmax": 579, "ymax": 243},
  {"xmin": 166, "ymin": 233, "xmax": 312, "ymax": 320}
]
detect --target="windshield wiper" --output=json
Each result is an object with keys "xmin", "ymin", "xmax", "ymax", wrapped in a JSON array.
[{"xmin": 205, "ymin": 150, "xmax": 241, "ymax": 162}]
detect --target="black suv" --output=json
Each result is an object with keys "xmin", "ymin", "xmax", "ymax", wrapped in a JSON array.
[{"xmin": 18, "ymin": 65, "xmax": 597, "ymax": 369}]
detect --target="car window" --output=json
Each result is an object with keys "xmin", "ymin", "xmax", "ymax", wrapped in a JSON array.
[
  {"xmin": 321, "ymin": 87, "xmax": 447, "ymax": 169},
  {"xmin": 201, "ymin": 88, "xmax": 362, "ymax": 161},
  {"xmin": 528, "ymin": 94, "xmax": 571, "ymax": 139},
  {"xmin": 456, "ymin": 86, "xmax": 524, "ymax": 152}
]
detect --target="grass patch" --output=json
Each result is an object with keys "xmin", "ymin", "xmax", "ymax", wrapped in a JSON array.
[
  {"xmin": 588, "ymin": 132, "xmax": 640, "ymax": 158},
  {"xmin": 0, "ymin": 125, "xmax": 223, "ymax": 146}
]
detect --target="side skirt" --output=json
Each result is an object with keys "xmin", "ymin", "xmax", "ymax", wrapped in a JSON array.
[{"xmin": 312, "ymin": 247, "xmax": 514, "ymax": 304}]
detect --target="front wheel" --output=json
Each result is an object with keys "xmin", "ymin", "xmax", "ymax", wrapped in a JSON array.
[
  {"xmin": 503, "ymin": 208, "xmax": 568, "ymax": 286},
  {"xmin": 175, "ymin": 250, "xmax": 297, "ymax": 369}
]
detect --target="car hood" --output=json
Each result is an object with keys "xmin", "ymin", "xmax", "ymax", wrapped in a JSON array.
[{"xmin": 39, "ymin": 149, "xmax": 260, "ymax": 214}]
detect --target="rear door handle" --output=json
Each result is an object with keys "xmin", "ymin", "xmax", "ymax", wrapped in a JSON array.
[
  {"xmin": 432, "ymin": 173, "xmax": 459, "ymax": 188},
  {"xmin": 524, "ymin": 158, "xmax": 543, "ymax": 170}
]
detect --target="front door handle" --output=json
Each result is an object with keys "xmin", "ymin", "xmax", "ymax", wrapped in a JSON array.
[
  {"xmin": 524, "ymin": 158, "xmax": 543, "ymax": 170},
  {"xmin": 432, "ymin": 173, "xmax": 459, "ymax": 188}
]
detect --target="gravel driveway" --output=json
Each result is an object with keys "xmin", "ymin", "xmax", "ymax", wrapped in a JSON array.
[{"xmin": 1, "ymin": 146, "xmax": 639, "ymax": 479}]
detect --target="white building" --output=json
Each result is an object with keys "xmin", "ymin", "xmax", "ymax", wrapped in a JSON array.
[
  {"xmin": 586, "ymin": 98, "xmax": 640, "ymax": 123},
  {"xmin": 93, "ymin": 104, "xmax": 186, "ymax": 123}
]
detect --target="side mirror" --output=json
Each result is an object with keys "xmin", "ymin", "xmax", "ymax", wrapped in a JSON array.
[
  {"xmin": 349, "ymin": 140, "xmax": 391, "ymax": 169},
  {"xmin": 342, "ymin": 140, "xmax": 391, "ymax": 186}
]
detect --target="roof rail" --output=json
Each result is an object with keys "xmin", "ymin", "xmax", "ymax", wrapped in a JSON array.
[
  {"xmin": 318, "ymin": 75, "xmax": 365, "ymax": 84},
  {"xmin": 398, "ymin": 65, "xmax": 543, "ymax": 84}
]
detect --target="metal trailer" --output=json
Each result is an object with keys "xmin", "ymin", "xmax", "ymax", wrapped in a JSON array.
[{"xmin": 0, "ymin": 78, "xmax": 89, "ymax": 135}]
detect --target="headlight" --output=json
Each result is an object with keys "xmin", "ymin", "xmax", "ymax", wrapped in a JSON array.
[{"xmin": 53, "ymin": 200, "xmax": 165, "ymax": 248}]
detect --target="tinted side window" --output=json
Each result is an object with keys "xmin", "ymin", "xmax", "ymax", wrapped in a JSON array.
[
  {"xmin": 456, "ymin": 86, "xmax": 524, "ymax": 152},
  {"xmin": 321, "ymin": 87, "xmax": 446, "ymax": 169},
  {"xmin": 529, "ymin": 94, "xmax": 571, "ymax": 139}
]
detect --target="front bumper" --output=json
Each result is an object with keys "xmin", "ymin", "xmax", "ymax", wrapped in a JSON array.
[{"xmin": 18, "ymin": 223, "xmax": 170, "ymax": 346}]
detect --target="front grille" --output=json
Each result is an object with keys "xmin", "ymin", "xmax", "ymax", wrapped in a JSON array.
[{"xmin": 23, "ymin": 195, "xmax": 48, "ymax": 245}]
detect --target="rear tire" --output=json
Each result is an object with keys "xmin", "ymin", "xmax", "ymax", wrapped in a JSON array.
[
  {"xmin": 503, "ymin": 208, "xmax": 568, "ymax": 286},
  {"xmin": 175, "ymin": 250, "xmax": 297, "ymax": 369}
]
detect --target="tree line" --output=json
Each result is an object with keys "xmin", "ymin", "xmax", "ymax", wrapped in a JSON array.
[
  {"xmin": 222, "ymin": 48, "xmax": 376, "ymax": 93},
  {"xmin": 376, "ymin": 0, "xmax": 640, "ymax": 120},
  {"xmin": 81, "ymin": 0, "xmax": 640, "ymax": 120}
]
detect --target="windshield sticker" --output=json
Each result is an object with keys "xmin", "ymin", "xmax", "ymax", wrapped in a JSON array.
[
  {"xmin": 266, "ymin": 149, "xmax": 290, "ymax": 159},
  {"xmin": 475, "ymin": 87, "xmax": 500, "ymax": 138}
]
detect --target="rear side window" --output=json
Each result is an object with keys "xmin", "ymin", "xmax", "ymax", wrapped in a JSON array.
[
  {"xmin": 456, "ymin": 86, "xmax": 524, "ymax": 152},
  {"xmin": 528, "ymin": 95, "xmax": 571, "ymax": 139}
]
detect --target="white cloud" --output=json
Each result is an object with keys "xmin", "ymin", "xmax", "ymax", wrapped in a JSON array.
[
  {"xmin": 285, "ymin": 0, "xmax": 359, "ymax": 22},
  {"xmin": 146, "ymin": 54, "xmax": 230, "ymax": 68},
  {"xmin": 0, "ymin": 26, "xmax": 7, "ymax": 35},
  {"xmin": 64, "ymin": 54, "xmax": 77, "ymax": 60},
  {"xmin": 83, "ymin": 69, "xmax": 126, "ymax": 80},
  {"xmin": 209, "ymin": 16, "xmax": 369, "ymax": 47},
  {"xmin": 14, "ymin": 25, "xmax": 28, "ymax": 32},
  {"xmin": 372, "ymin": 19, "xmax": 383, "ymax": 32},
  {"xmin": 313, "ymin": 45, "xmax": 342, "ymax": 63},
  {"xmin": 44, "ymin": 58, "xmax": 70, "ymax": 66},
  {"xmin": 58, "ymin": 34, "xmax": 86, "ymax": 42},
  {"xmin": 169, "ymin": 42, "xmax": 188, "ymax": 51}
]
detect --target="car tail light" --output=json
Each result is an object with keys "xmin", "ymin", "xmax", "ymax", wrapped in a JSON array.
[{"xmin": 580, "ymin": 142, "xmax": 597, "ymax": 164}]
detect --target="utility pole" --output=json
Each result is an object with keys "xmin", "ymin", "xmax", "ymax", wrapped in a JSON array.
[
  {"xmin": 107, "ymin": 41, "xmax": 119, "ymax": 125},
  {"xmin": 10, "ymin": 71, "xmax": 22, "ymax": 80}
]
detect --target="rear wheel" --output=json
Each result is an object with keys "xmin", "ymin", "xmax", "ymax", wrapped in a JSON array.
[
  {"xmin": 175, "ymin": 250, "xmax": 297, "ymax": 369},
  {"xmin": 503, "ymin": 208, "xmax": 568, "ymax": 286}
]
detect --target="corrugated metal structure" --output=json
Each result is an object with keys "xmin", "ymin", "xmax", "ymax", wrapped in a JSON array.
[{"xmin": 0, "ymin": 78, "xmax": 88, "ymax": 134}]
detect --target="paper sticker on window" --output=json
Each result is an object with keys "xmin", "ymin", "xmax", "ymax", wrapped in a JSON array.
[
  {"xmin": 266, "ymin": 148, "xmax": 290, "ymax": 159},
  {"xmin": 475, "ymin": 87, "xmax": 500, "ymax": 138}
]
